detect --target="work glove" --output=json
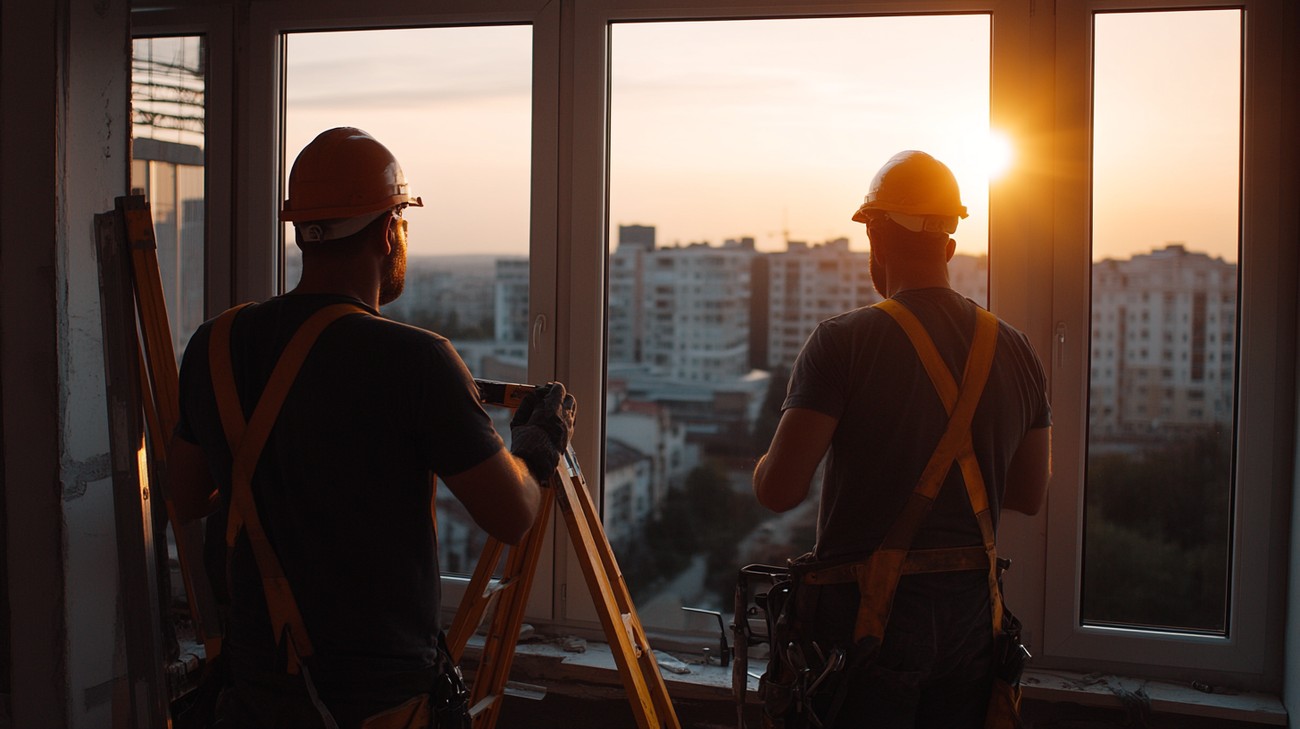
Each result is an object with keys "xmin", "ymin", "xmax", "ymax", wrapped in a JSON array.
[{"xmin": 510, "ymin": 382, "xmax": 577, "ymax": 485}]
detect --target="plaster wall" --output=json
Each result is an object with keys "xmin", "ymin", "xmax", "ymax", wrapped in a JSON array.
[
  {"xmin": 61, "ymin": 1, "xmax": 132, "ymax": 726},
  {"xmin": 1, "ymin": 0, "xmax": 129, "ymax": 726}
]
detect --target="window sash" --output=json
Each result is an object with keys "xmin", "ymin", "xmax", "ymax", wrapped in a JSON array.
[
  {"xmin": 135, "ymin": 0, "xmax": 1294, "ymax": 688},
  {"xmin": 1044, "ymin": 0, "xmax": 1286, "ymax": 687}
]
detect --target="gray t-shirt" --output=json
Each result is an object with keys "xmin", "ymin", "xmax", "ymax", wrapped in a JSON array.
[
  {"xmin": 784, "ymin": 287, "xmax": 1050, "ymax": 560},
  {"xmin": 177, "ymin": 293, "xmax": 503, "ymax": 679}
]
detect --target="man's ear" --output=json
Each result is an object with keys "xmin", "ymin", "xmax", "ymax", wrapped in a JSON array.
[
  {"xmin": 380, "ymin": 215, "xmax": 397, "ymax": 256},
  {"xmin": 945, "ymin": 236, "xmax": 956, "ymax": 262}
]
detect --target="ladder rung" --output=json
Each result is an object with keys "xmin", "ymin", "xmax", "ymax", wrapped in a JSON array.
[{"xmin": 468, "ymin": 694, "xmax": 499, "ymax": 718}]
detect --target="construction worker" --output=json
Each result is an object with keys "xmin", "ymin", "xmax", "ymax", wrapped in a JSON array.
[
  {"xmin": 751, "ymin": 150, "xmax": 1050, "ymax": 728},
  {"xmin": 167, "ymin": 127, "xmax": 574, "ymax": 728}
]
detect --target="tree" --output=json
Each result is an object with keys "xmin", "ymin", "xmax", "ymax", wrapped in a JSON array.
[{"xmin": 1082, "ymin": 428, "xmax": 1232, "ymax": 630}]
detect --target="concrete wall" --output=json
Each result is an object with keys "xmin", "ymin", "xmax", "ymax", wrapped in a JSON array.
[{"xmin": 1, "ymin": 0, "xmax": 130, "ymax": 726}]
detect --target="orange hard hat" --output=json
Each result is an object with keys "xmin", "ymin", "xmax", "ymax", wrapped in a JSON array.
[
  {"xmin": 281, "ymin": 127, "xmax": 423, "ymax": 224},
  {"xmin": 851, "ymin": 150, "xmax": 967, "ymax": 234}
]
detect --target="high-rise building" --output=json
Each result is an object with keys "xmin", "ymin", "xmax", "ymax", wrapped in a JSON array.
[
  {"xmin": 617, "ymin": 223, "xmax": 656, "ymax": 252},
  {"xmin": 948, "ymin": 253, "xmax": 988, "ymax": 305},
  {"xmin": 765, "ymin": 238, "xmax": 876, "ymax": 372},
  {"xmin": 642, "ymin": 241, "xmax": 754, "ymax": 382},
  {"xmin": 609, "ymin": 245, "xmax": 645, "ymax": 364},
  {"xmin": 1089, "ymin": 244, "xmax": 1237, "ymax": 437},
  {"xmin": 494, "ymin": 257, "xmax": 530, "ymax": 347}
]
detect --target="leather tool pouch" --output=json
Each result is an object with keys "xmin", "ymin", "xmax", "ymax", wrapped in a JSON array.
[
  {"xmin": 357, "ymin": 633, "xmax": 470, "ymax": 729},
  {"xmin": 984, "ymin": 604, "xmax": 1029, "ymax": 729},
  {"xmin": 429, "ymin": 633, "xmax": 471, "ymax": 729},
  {"xmin": 757, "ymin": 553, "xmax": 878, "ymax": 729}
]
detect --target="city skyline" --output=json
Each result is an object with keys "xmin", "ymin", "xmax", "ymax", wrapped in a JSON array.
[{"xmin": 283, "ymin": 10, "xmax": 1242, "ymax": 264}]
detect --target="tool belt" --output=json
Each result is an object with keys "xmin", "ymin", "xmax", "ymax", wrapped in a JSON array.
[
  {"xmin": 735, "ymin": 300, "xmax": 1029, "ymax": 729},
  {"xmin": 209, "ymin": 302, "xmax": 470, "ymax": 729}
]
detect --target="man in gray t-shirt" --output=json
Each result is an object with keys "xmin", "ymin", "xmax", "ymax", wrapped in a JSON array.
[
  {"xmin": 752, "ymin": 150, "xmax": 1051, "ymax": 729},
  {"xmin": 168, "ymin": 127, "xmax": 574, "ymax": 728}
]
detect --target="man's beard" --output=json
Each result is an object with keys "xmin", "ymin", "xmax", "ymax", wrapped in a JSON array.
[
  {"xmin": 869, "ymin": 250, "xmax": 888, "ymax": 299},
  {"xmin": 379, "ymin": 237, "xmax": 407, "ymax": 305}
]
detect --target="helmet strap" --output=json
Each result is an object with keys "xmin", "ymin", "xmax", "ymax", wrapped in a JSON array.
[
  {"xmin": 885, "ymin": 211, "xmax": 958, "ymax": 235},
  {"xmin": 297, "ymin": 210, "xmax": 388, "ymax": 243}
]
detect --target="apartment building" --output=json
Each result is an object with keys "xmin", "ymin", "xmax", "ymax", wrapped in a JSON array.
[
  {"xmin": 1091, "ymin": 244, "xmax": 1238, "ymax": 437},
  {"xmin": 765, "ymin": 237, "xmax": 876, "ymax": 371}
]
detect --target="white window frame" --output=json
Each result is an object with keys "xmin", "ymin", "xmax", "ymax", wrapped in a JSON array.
[
  {"xmin": 133, "ymin": 0, "xmax": 1295, "ymax": 690},
  {"xmin": 131, "ymin": 4, "xmax": 236, "ymax": 319},
  {"xmin": 1043, "ymin": 0, "xmax": 1290, "ymax": 690}
]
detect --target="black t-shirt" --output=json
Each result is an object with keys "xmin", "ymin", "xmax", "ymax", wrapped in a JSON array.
[
  {"xmin": 784, "ymin": 288, "xmax": 1051, "ymax": 560},
  {"xmin": 176, "ymin": 293, "xmax": 503, "ymax": 678}
]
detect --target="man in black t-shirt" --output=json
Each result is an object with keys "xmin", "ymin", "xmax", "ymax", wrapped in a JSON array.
[
  {"xmin": 168, "ymin": 127, "xmax": 574, "ymax": 728},
  {"xmin": 753, "ymin": 150, "xmax": 1050, "ymax": 728}
]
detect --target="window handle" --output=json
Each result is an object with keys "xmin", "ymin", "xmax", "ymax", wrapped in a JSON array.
[
  {"xmin": 1055, "ymin": 321, "xmax": 1067, "ymax": 368},
  {"xmin": 532, "ymin": 314, "xmax": 547, "ymax": 353}
]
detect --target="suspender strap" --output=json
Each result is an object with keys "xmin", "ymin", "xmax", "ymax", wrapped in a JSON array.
[
  {"xmin": 208, "ymin": 302, "xmax": 366, "ymax": 677},
  {"xmin": 828, "ymin": 299, "xmax": 999, "ymax": 644},
  {"xmin": 876, "ymin": 299, "xmax": 1004, "ymax": 636}
]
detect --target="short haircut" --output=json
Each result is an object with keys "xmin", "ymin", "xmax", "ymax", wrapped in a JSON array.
[
  {"xmin": 296, "ymin": 211, "xmax": 392, "ymax": 256},
  {"xmin": 866, "ymin": 215, "xmax": 949, "ymax": 261}
]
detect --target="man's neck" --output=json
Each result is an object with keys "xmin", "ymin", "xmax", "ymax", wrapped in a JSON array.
[
  {"xmin": 291, "ymin": 265, "xmax": 380, "ymax": 310},
  {"xmin": 886, "ymin": 268, "xmax": 952, "ymax": 298}
]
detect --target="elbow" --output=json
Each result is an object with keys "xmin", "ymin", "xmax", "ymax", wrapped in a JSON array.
[
  {"xmin": 492, "ymin": 482, "xmax": 542, "ymax": 545},
  {"xmin": 753, "ymin": 471, "xmax": 805, "ymax": 513},
  {"xmin": 1002, "ymin": 478, "xmax": 1048, "ymax": 516},
  {"xmin": 498, "ymin": 506, "xmax": 538, "ymax": 545},
  {"xmin": 1002, "ymin": 495, "xmax": 1043, "ymax": 517},
  {"xmin": 494, "ymin": 522, "xmax": 530, "ymax": 546},
  {"xmin": 758, "ymin": 492, "xmax": 801, "ymax": 514}
]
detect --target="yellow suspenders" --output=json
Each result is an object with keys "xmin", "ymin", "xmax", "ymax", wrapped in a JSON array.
[
  {"xmin": 801, "ymin": 299, "xmax": 1003, "ymax": 644},
  {"xmin": 876, "ymin": 298, "xmax": 1005, "ymax": 637},
  {"xmin": 208, "ymin": 302, "xmax": 366, "ymax": 676}
]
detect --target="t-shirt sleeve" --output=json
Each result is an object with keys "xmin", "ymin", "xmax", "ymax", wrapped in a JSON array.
[
  {"xmin": 415, "ymin": 337, "xmax": 505, "ymax": 477},
  {"xmin": 782, "ymin": 321, "xmax": 850, "ymax": 421},
  {"xmin": 1012, "ymin": 329, "xmax": 1052, "ymax": 430}
]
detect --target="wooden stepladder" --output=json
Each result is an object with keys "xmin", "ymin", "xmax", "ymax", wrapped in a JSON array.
[
  {"xmin": 97, "ymin": 195, "xmax": 224, "ymax": 721},
  {"xmin": 117, "ymin": 195, "xmax": 225, "ymax": 662},
  {"xmin": 447, "ymin": 380, "xmax": 681, "ymax": 729}
]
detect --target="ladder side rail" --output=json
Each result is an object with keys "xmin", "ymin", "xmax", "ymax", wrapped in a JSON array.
[
  {"xmin": 118, "ymin": 195, "xmax": 223, "ymax": 654},
  {"xmin": 95, "ymin": 208, "xmax": 173, "ymax": 728},
  {"xmin": 469, "ymin": 493, "xmax": 554, "ymax": 728},
  {"xmin": 447, "ymin": 536, "xmax": 508, "ymax": 662},
  {"xmin": 558, "ymin": 448, "xmax": 680, "ymax": 728},
  {"xmin": 554, "ymin": 467, "xmax": 661, "ymax": 729}
]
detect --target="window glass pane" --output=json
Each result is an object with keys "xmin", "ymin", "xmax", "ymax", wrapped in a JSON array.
[
  {"xmin": 283, "ymin": 27, "xmax": 532, "ymax": 576},
  {"xmin": 131, "ymin": 35, "xmax": 207, "ymax": 361},
  {"xmin": 1083, "ymin": 9, "xmax": 1240, "ymax": 633},
  {"xmin": 607, "ymin": 15, "xmax": 992, "ymax": 632}
]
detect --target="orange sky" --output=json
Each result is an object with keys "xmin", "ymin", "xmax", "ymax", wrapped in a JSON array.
[{"xmin": 283, "ymin": 10, "xmax": 1241, "ymax": 264}]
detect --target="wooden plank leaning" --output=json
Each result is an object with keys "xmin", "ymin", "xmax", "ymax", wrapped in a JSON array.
[
  {"xmin": 94, "ymin": 202, "xmax": 172, "ymax": 729},
  {"xmin": 116, "ymin": 195, "xmax": 224, "ymax": 667}
]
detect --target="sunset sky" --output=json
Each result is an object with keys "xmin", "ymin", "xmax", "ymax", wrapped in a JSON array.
[{"xmin": 281, "ymin": 9, "xmax": 1241, "ymax": 263}]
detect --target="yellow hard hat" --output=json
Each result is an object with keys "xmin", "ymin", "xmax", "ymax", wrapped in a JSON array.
[
  {"xmin": 281, "ymin": 127, "xmax": 423, "ymax": 225},
  {"xmin": 851, "ymin": 150, "xmax": 967, "ymax": 234}
]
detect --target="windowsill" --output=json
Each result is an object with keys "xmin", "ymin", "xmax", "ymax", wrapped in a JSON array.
[
  {"xmin": 460, "ymin": 634, "xmax": 1287, "ymax": 727},
  {"xmin": 1018, "ymin": 669, "xmax": 1287, "ymax": 726}
]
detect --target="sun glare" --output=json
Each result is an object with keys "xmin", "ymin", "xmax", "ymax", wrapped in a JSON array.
[{"xmin": 983, "ymin": 130, "xmax": 1014, "ymax": 181}]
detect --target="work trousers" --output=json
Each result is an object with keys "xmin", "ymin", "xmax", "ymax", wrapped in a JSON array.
[
  {"xmin": 212, "ymin": 645, "xmax": 440, "ymax": 729},
  {"xmin": 809, "ymin": 571, "xmax": 994, "ymax": 729}
]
